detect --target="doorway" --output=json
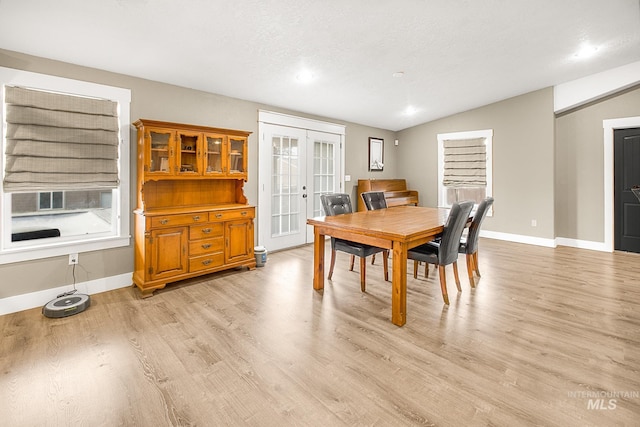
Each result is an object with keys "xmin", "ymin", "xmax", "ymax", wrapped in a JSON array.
[
  {"xmin": 258, "ymin": 111, "xmax": 345, "ymax": 252},
  {"xmin": 614, "ymin": 127, "xmax": 640, "ymax": 253}
]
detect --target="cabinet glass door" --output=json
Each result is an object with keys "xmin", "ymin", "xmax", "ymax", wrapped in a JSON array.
[
  {"xmin": 205, "ymin": 134, "xmax": 225, "ymax": 175},
  {"xmin": 148, "ymin": 129, "xmax": 172, "ymax": 174},
  {"xmin": 228, "ymin": 137, "xmax": 246, "ymax": 175},
  {"xmin": 177, "ymin": 132, "xmax": 201, "ymax": 175}
]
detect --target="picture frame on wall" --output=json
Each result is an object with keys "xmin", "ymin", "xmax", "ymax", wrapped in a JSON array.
[{"xmin": 369, "ymin": 137, "xmax": 384, "ymax": 171}]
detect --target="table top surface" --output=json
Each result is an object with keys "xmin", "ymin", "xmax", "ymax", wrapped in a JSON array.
[{"xmin": 307, "ymin": 205, "xmax": 450, "ymax": 241}]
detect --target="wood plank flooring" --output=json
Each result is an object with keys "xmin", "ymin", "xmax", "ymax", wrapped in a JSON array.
[{"xmin": 1, "ymin": 239, "xmax": 640, "ymax": 426}]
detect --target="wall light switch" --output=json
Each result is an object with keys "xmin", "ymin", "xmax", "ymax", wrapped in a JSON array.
[{"xmin": 345, "ymin": 175, "xmax": 351, "ymax": 182}]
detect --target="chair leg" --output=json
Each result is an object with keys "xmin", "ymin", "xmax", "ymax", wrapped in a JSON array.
[
  {"xmin": 413, "ymin": 260, "xmax": 419, "ymax": 278},
  {"xmin": 371, "ymin": 254, "xmax": 376, "ymax": 265},
  {"xmin": 382, "ymin": 250, "xmax": 389, "ymax": 281},
  {"xmin": 349, "ymin": 255, "xmax": 355, "ymax": 271},
  {"xmin": 473, "ymin": 251, "xmax": 481, "ymax": 276},
  {"xmin": 438, "ymin": 265, "xmax": 449, "ymax": 305},
  {"xmin": 424, "ymin": 263, "xmax": 429, "ymax": 278},
  {"xmin": 465, "ymin": 254, "xmax": 476, "ymax": 288},
  {"xmin": 360, "ymin": 257, "xmax": 366, "ymax": 292},
  {"xmin": 328, "ymin": 249, "xmax": 337, "ymax": 280},
  {"xmin": 453, "ymin": 261, "xmax": 462, "ymax": 292}
]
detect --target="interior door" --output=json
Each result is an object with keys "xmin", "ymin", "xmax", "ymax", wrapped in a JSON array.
[
  {"xmin": 259, "ymin": 124, "xmax": 341, "ymax": 251},
  {"xmin": 614, "ymin": 127, "xmax": 640, "ymax": 253}
]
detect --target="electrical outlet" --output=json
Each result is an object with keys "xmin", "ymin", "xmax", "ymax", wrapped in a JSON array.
[
  {"xmin": 531, "ymin": 219, "xmax": 537, "ymax": 227},
  {"xmin": 69, "ymin": 253, "xmax": 78, "ymax": 265}
]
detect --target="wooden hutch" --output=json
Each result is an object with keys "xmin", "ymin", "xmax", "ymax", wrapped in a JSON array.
[{"xmin": 132, "ymin": 119, "xmax": 255, "ymax": 297}]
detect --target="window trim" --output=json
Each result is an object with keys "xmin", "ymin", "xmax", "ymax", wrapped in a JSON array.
[
  {"xmin": 437, "ymin": 129, "xmax": 493, "ymax": 210},
  {"xmin": 0, "ymin": 66, "xmax": 131, "ymax": 264}
]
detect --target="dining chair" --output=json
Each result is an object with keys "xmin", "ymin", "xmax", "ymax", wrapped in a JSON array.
[
  {"xmin": 320, "ymin": 193, "xmax": 389, "ymax": 291},
  {"xmin": 459, "ymin": 197, "xmax": 494, "ymax": 288},
  {"xmin": 360, "ymin": 191, "xmax": 388, "ymax": 210},
  {"xmin": 407, "ymin": 200, "xmax": 474, "ymax": 305},
  {"xmin": 360, "ymin": 191, "xmax": 388, "ymax": 265}
]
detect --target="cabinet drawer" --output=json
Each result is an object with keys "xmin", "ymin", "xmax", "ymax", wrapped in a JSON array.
[
  {"xmin": 189, "ymin": 237, "xmax": 223, "ymax": 256},
  {"xmin": 189, "ymin": 253, "xmax": 224, "ymax": 272},
  {"xmin": 189, "ymin": 223, "xmax": 224, "ymax": 240},
  {"xmin": 151, "ymin": 213, "xmax": 208, "ymax": 228},
  {"xmin": 209, "ymin": 208, "xmax": 254, "ymax": 222}
]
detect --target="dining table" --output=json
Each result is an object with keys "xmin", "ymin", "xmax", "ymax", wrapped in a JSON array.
[{"xmin": 307, "ymin": 205, "xmax": 451, "ymax": 326}]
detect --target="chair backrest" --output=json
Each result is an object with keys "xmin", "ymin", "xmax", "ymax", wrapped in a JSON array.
[
  {"xmin": 361, "ymin": 191, "xmax": 387, "ymax": 210},
  {"xmin": 464, "ymin": 197, "xmax": 494, "ymax": 254},
  {"xmin": 438, "ymin": 200, "xmax": 474, "ymax": 265},
  {"xmin": 320, "ymin": 193, "xmax": 353, "ymax": 216}
]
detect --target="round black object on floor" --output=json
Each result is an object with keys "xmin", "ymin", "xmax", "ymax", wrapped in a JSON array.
[{"xmin": 42, "ymin": 294, "xmax": 91, "ymax": 318}]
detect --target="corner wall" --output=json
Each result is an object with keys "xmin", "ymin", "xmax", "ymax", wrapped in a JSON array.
[{"xmin": 397, "ymin": 88, "xmax": 556, "ymax": 241}]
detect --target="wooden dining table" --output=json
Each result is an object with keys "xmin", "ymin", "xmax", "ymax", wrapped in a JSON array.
[{"xmin": 307, "ymin": 205, "xmax": 451, "ymax": 326}]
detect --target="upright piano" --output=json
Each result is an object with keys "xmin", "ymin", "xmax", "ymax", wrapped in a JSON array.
[{"xmin": 356, "ymin": 178, "xmax": 419, "ymax": 212}]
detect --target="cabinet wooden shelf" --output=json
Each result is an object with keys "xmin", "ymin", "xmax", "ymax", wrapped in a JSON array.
[{"xmin": 133, "ymin": 119, "xmax": 255, "ymax": 297}]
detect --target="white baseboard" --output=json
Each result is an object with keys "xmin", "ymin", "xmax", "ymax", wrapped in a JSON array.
[
  {"xmin": 0, "ymin": 272, "xmax": 132, "ymax": 316},
  {"xmin": 481, "ymin": 230, "xmax": 557, "ymax": 248},
  {"xmin": 481, "ymin": 230, "xmax": 609, "ymax": 252},
  {"xmin": 555, "ymin": 237, "xmax": 610, "ymax": 252}
]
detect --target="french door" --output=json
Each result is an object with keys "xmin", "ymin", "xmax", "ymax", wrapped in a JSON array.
[{"xmin": 258, "ymin": 115, "xmax": 343, "ymax": 252}]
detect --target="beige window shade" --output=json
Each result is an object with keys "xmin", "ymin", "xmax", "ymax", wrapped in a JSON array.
[
  {"xmin": 442, "ymin": 137, "xmax": 486, "ymax": 187},
  {"xmin": 3, "ymin": 86, "xmax": 119, "ymax": 192}
]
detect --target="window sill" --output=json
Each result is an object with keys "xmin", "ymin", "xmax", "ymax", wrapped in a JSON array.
[{"xmin": 0, "ymin": 236, "xmax": 131, "ymax": 265}]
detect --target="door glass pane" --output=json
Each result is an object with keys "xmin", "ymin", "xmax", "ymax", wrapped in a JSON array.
[
  {"xmin": 206, "ymin": 135, "xmax": 223, "ymax": 173},
  {"xmin": 313, "ymin": 138, "xmax": 338, "ymax": 218},
  {"xmin": 178, "ymin": 133, "xmax": 199, "ymax": 174},
  {"xmin": 229, "ymin": 138, "xmax": 245, "ymax": 173},
  {"xmin": 271, "ymin": 135, "xmax": 300, "ymax": 237},
  {"xmin": 149, "ymin": 131, "xmax": 170, "ymax": 173}
]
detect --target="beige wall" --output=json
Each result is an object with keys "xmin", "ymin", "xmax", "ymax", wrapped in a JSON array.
[
  {"xmin": 0, "ymin": 49, "xmax": 397, "ymax": 300},
  {"xmin": 555, "ymin": 85, "xmax": 640, "ymax": 242},
  {"xmin": 397, "ymin": 88, "xmax": 556, "ymax": 238}
]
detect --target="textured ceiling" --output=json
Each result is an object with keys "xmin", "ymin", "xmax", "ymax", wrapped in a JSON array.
[{"xmin": 1, "ymin": 0, "xmax": 639, "ymax": 131}]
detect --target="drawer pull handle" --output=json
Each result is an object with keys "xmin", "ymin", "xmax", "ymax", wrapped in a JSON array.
[
  {"xmin": 202, "ymin": 244, "xmax": 211, "ymax": 249},
  {"xmin": 241, "ymin": 211, "xmax": 247, "ymax": 216},
  {"xmin": 215, "ymin": 214, "xmax": 223, "ymax": 219},
  {"xmin": 202, "ymin": 259, "xmax": 212, "ymax": 266},
  {"xmin": 160, "ymin": 219, "xmax": 169, "ymax": 225},
  {"xmin": 202, "ymin": 228, "xmax": 212, "ymax": 233},
  {"xmin": 193, "ymin": 215, "xmax": 201, "ymax": 221}
]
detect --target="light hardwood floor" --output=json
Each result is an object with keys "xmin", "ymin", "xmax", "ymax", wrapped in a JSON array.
[{"xmin": 1, "ymin": 239, "xmax": 639, "ymax": 426}]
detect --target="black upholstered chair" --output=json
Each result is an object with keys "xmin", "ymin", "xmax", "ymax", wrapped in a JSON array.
[
  {"xmin": 407, "ymin": 200, "xmax": 474, "ymax": 305},
  {"xmin": 320, "ymin": 193, "xmax": 389, "ymax": 291},
  {"xmin": 459, "ymin": 197, "xmax": 494, "ymax": 287},
  {"xmin": 360, "ymin": 191, "xmax": 388, "ymax": 211},
  {"xmin": 360, "ymin": 191, "xmax": 388, "ymax": 265}
]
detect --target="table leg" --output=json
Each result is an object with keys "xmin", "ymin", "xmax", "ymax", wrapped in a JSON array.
[
  {"xmin": 313, "ymin": 228, "xmax": 325, "ymax": 290},
  {"xmin": 391, "ymin": 240, "xmax": 407, "ymax": 326}
]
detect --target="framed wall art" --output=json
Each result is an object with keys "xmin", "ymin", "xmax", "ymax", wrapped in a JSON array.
[{"xmin": 368, "ymin": 137, "xmax": 384, "ymax": 171}]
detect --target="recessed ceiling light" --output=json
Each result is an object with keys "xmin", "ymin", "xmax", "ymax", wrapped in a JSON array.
[
  {"xmin": 405, "ymin": 106, "xmax": 417, "ymax": 115},
  {"xmin": 296, "ymin": 70, "xmax": 314, "ymax": 83},
  {"xmin": 392, "ymin": 71, "xmax": 405, "ymax": 78},
  {"xmin": 573, "ymin": 43, "xmax": 599, "ymax": 60}
]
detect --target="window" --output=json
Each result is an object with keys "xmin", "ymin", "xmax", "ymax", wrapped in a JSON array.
[
  {"xmin": 437, "ymin": 129, "xmax": 493, "ymax": 210},
  {"xmin": 0, "ymin": 67, "xmax": 131, "ymax": 264},
  {"xmin": 38, "ymin": 192, "xmax": 64, "ymax": 210}
]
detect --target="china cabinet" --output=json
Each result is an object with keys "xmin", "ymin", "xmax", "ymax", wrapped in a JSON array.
[{"xmin": 132, "ymin": 119, "xmax": 254, "ymax": 297}]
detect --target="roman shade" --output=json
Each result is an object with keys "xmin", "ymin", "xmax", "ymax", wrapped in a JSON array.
[
  {"xmin": 3, "ymin": 85, "xmax": 119, "ymax": 192},
  {"xmin": 442, "ymin": 137, "xmax": 486, "ymax": 187}
]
